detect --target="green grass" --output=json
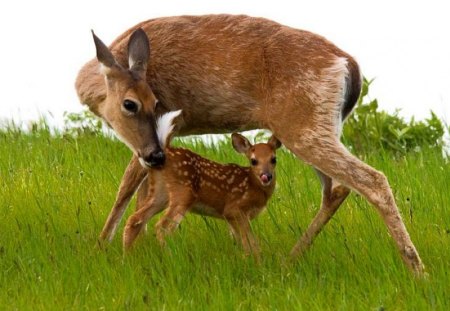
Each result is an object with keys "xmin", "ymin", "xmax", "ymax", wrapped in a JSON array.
[{"xmin": 1, "ymin": 128, "xmax": 449, "ymax": 310}]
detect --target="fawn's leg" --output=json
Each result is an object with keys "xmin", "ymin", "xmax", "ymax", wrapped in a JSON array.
[
  {"xmin": 123, "ymin": 173, "xmax": 167, "ymax": 250},
  {"xmin": 279, "ymin": 130, "xmax": 424, "ymax": 275},
  {"xmin": 227, "ymin": 216, "xmax": 260, "ymax": 261},
  {"xmin": 154, "ymin": 186, "xmax": 194, "ymax": 245},
  {"xmin": 291, "ymin": 169, "xmax": 350, "ymax": 257},
  {"xmin": 135, "ymin": 175, "xmax": 151, "ymax": 235},
  {"xmin": 227, "ymin": 223, "xmax": 239, "ymax": 241},
  {"xmin": 99, "ymin": 155, "xmax": 147, "ymax": 242},
  {"xmin": 136, "ymin": 175, "xmax": 149, "ymax": 209}
]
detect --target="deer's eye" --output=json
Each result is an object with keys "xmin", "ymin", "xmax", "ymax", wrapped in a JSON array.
[
  {"xmin": 123, "ymin": 100, "xmax": 139, "ymax": 114},
  {"xmin": 251, "ymin": 159, "xmax": 258, "ymax": 166},
  {"xmin": 271, "ymin": 157, "xmax": 277, "ymax": 165}
]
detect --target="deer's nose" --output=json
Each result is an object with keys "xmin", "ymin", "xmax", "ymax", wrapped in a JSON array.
[{"xmin": 143, "ymin": 149, "xmax": 165, "ymax": 167}]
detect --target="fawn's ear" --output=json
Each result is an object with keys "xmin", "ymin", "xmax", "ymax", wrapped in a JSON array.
[
  {"xmin": 268, "ymin": 135, "xmax": 282, "ymax": 150},
  {"xmin": 127, "ymin": 28, "xmax": 150, "ymax": 76},
  {"xmin": 92, "ymin": 30, "xmax": 120, "ymax": 76},
  {"xmin": 232, "ymin": 133, "xmax": 252, "ymax": 154}
]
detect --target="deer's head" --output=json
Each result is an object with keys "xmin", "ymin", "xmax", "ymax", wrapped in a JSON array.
[
  {"xmin": 232, "ymin": 133, "xmax": 282, "ymax": 187},
  {"xmin": 92, "ymin": 29, "xmax": 165, "ymax": 168}
]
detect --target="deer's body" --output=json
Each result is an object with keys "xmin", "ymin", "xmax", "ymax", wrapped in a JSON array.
[
  {"xmin": 76, "ymin": 15, "xmax": 359, "ymax": 136},
  {"xmin": 76, "ymin": 14, "xmax": 425, "ymax": 275}
]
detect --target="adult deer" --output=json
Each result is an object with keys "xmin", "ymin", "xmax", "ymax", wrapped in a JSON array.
[{"xmin": 75, "ymin": 14, "xmax": 424, "ymax": 275}]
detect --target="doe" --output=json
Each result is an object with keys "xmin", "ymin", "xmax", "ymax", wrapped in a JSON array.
[
  {"xmin": 76, "ymin": 15, "xmax": 425, "ymax": 275},
  {"xmin": 123, "ymin": 110, "xmax": 281, "ymax": 257}
]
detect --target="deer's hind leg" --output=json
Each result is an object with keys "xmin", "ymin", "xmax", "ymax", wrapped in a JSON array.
[
  {"xmin": 291, "ymin": 170, "xmax": 350, "ymax": 257},
  {"xmin": 278, "ymin": 128, "xmax": 424, "ymax": 275}
]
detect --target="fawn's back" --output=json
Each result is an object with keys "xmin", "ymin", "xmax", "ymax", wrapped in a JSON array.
[{"xmin": 162, "ymin": 146, "xmax": 274, "ymax": 220}]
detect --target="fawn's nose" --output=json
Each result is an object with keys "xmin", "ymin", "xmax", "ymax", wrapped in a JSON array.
[
  {"xmin": 143, "ymin": 149, "xmax": 166, "ymax": 167},
  {"xmin": 260, "ymin": 173, "xmax": 273, "ymax": 185}
]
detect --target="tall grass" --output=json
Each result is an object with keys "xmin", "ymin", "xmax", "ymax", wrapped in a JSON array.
[{"xmin": 1, "ymin": 128, "xmax": 449, "ymax": 310}]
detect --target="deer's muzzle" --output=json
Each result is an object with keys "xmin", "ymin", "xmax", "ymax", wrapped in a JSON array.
[{"xmin": 141, "ymin": 149, "xmax": 165, "ymax": 168}]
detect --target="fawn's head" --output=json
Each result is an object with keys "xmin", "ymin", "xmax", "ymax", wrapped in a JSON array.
[
  {"xmin": 92, "ymin": 29, "xmax": 165, "ymax": 168},
  {"xmin": 232, "ymin": 133, "xmax": 282, "ymax": 187}
]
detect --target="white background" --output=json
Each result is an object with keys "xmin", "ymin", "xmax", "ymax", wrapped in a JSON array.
[{"xmin": 0, "ymin": 0, "xmax": 449, "ymax": 127}]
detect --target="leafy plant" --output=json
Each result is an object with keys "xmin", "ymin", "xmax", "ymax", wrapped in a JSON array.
[
  {"xmin": 63, "ymin": 110, "xmax": 105, "ymax": 136},
  {"xmin": 342, "ymin": 78, "xmax": 445, "ymax": 156}
]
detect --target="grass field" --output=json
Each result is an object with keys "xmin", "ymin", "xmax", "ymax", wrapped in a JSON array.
[{"xmin": 1, "ymin": 128, "xmax": 449, "ymax": 310}]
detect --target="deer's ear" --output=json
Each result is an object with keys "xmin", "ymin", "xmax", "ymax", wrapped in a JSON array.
[
  {"xmin": 268, "ymin": 135, "xmax": 282, "ymax": 150},
  {"xmin": 232, "ymin": 133, "xmax": 252, "ymax": 154},
  {"xmin": 92, "ymin": 30, "xmax": 120, "ymax": 76},
  {"xmin": 128, "ymin": 28, "xmax": 150, "ymax": 76},
  {"xmin": 92, "ymin": 30, "xmax": 119, "ymax": 76}
]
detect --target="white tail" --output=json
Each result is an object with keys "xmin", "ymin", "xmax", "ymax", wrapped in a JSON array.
[{"xmin": 156, "ymin": 110, "xmax": 182, "ymax": 148}]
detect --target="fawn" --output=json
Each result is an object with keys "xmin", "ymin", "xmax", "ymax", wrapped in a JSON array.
[{"xmin": 123, "ymin": 110, "xmax": 281, "ymax": 257}]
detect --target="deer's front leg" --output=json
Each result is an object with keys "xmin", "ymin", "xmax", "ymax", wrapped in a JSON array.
[{"xmin": 99, "ymin": 155, "xmax": 147, "ymax": 242}]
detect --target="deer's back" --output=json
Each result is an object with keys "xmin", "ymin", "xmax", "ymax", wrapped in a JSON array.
[{"xmin": 76, "ymin": 14, "xmax": 356, "ymax": 134}]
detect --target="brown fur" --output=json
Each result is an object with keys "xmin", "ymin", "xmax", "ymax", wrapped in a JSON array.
[
  {"xmin": 123, "ymin": 134, "xmax": 281, "ymax": 259},
  {"xmin": 76, "ymin": 14, "xmax": 424, "ymax": 275}
]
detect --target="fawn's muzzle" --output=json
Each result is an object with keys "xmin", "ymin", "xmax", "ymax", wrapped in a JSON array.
[{"xmin": 260, "ymin": 173, "xmax": 273, "ymax": 185}]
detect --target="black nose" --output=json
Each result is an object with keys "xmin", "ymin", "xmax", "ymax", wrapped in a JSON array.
[
  {"xmin": 144, "ymin": 150, "xmax": 165, "ymax": 167},
  {"xmin": 266, "ymin": 173, "xmax": 273, "ymax": 182}
]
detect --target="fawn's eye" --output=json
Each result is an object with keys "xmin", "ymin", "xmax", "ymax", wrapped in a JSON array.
[
  {"xmin": 271, "ymin": 157, "xmax": 277, "ymax": 165},
  {"xmin": 251, "ymin": 159, "xmax": 258, "ymax": 166},
  {"xmin": 122, "ymin": 100, "xmax": 139, "ymax": 114}
]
